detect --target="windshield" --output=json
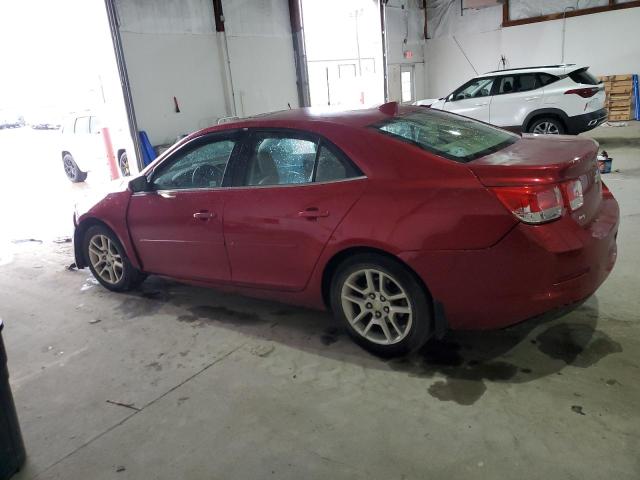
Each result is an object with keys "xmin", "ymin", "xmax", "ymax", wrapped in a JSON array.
[{"xmin": 371, "ymin": 110, "xmax": 518, "ymax": 162}]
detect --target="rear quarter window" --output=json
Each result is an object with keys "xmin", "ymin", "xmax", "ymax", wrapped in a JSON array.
[
  {"xmin": 372, "ymin": 110, "xmax": 518, "ymax": 163},
  {"xmin": 568, "ymin": 68, "xmax": 599, "ymax": 86},
  {"xmin": 538, "ymin": 73, "xmax": 559, "ymax": 86}
]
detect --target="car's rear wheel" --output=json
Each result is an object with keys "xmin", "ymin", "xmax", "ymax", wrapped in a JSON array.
[
  {"xmin": 62, "ymin": 153, "xmax": 87, "ymax": 182},
  {"xmin": 330, "ymin": 253, "xmax": 432, "ymax": 357},
  {"xmin": 83, "ymin": 225, "xmax": 146, "ymax": 292},
  {"xmin": 119, "ymin": 151, "xmax": 130, "ymax": 177},
  {"xmin": 528, "ymin": 117, "xmax": 565, "ymax": 135}
]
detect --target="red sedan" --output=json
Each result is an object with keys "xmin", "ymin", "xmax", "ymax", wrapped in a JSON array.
[{"xmin": 73, "ymin": 103, "xmax": 619, "ymax": 357}]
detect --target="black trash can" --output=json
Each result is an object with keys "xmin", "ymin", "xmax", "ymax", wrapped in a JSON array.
[{"xmin": 0, "ymin": 319, "xmax": 26, "ymax": 480}]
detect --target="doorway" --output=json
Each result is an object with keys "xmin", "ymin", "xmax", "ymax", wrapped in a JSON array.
[{"xmin": 301, "ymin": 0, "xmax": 385, "ymax": 108}]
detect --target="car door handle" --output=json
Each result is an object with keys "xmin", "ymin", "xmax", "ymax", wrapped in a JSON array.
[
  {"xmin": 193, "ymin": 211, "xmax": 215, "ymax": 220},
  {"xmin": 158, "ymin": 191, "xmax": 176, "ymax": 199},
  {"xmin": 525, "ymin": 96, "xmax": 541, "ymax": 101},
  {"xmin": 298, "ymin": 208, "xmax": 329, "ymax": 219}
]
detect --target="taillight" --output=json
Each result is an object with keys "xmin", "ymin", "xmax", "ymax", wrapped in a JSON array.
[
  {"xmin": 564, "ymin": 179, "xmax": 584, "ymax": 211},
  {"xmin": 491, "ymin": 185, "xmax": 563, "ymax": 224},
  {"xmin": 564, "ymin": 87, "xmax": 599, "ymax": 98}
]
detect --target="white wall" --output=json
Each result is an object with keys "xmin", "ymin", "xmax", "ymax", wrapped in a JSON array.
[
  {"xmin": 385, "ymin": 0, "xmax": 426, "ymax": 102},
  {"xmin": 116, "ymin": 0, "xmax": 298, "ymax": 146},
  {"xmin": 223, "ymin": 0, "xmax": 299, "ymax": 117},
  {"xmin": 423, "ymin": 5, "xmax": 640, "ymax": 99}
]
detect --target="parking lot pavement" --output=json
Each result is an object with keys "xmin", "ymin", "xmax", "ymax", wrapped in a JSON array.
[{"xmin": 0, "ymin": 127, "xmax": 115, "ymax": 244}]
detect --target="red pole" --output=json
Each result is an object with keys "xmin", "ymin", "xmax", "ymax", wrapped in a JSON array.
[{"xmin": 101, "ymin": 127, "xmax": 119, "ymax": 180}]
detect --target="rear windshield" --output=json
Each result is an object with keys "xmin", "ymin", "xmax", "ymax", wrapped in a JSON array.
[
  {"xmin": 569, "ymin": 68, "xmax": 599, "ymax": 86},
  {"xmin": 371, "ymin": 110, "xmax": 518, "ymax": 162}
]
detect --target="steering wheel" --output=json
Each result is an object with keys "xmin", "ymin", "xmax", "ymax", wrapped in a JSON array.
[{"xmin": 191, "ymin": 164, "xmax": 221, "ymax": 188}]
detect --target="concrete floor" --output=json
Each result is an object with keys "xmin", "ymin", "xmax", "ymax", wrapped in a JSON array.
[{"xmin": 1, "ymin": 123, "xmax": 639, "ymax": 479}]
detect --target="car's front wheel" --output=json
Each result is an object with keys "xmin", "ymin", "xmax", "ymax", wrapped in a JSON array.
[
  {"xmin": 83, "ymin": 225, "xmax": 146, "ymax": 292},
  {"xmin": 528, "ymin": 117, "xmax": 565, "ymax": 135},
  {"xmin": 62, "ymin": 153, "xmax": 87, "ymax": 183},
  {"xmin": 330, "ymin": 253, "xmax": 432, "ymax": 357}
]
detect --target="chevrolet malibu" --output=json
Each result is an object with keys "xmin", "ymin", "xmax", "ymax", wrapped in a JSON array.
[{"xmin": 73, "ymin": 103, "xmax": 619, "ymax": 357}]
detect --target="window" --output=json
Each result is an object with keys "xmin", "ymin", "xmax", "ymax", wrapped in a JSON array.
[
  {"xmin": 516, "ymin": 73, "xmax": 539, "ymax": 92},
  {"xmin": 496, "ymin": 74, "xmax": 540, "ymax": 94},
  {"xmin": 245, "ymin": 136, "xmax": 317, "ymax": 186},
  {"xmin": 372, "ymin": 110, "xmax": 518, "ymax": 163},
  {"xmin": 338, "ymin": 64, "xmax": 356, "ymax": 78},
  {"xmin": 315, "ymin": 145, "xmax": 359, "ymax": 182},
  {"xmin": 496, "ymin": 76, "xmax": 516, "ymax": 94},
  {"xmin": 242, "ymin": 133, "xmax": 362, "ymax": 186},
  {"xmin": 401, "ymin": 69, "xmax": 413, "ymax": 103},
  {"xmin": 361, "ymin": 58, "xmax": 375, "ymax": 74},
  {"xmin": 89, "ymin": 116, "xmax": 102, "ymax": 134},
  {"xmin": 538, "ymin": 72, "xmax": 559, "ymax": 86},
  {"xmin": 152, "ymin": 138, "xmax": 236, "ymax": 190},
  {"xmin": 452, "ymin": 78, "xmax": 495, "ymax": 101},
  {"xmin": 568, "ymin": 67, "xmax": 599, "ymax": 86},
  {"xmin": 74, "ymin": 116, "xmax": 90, "ymax": 134}
]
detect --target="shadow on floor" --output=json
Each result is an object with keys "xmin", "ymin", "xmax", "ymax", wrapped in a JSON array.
[{"xmin": 109, "ymin": 275, "xmax": 622, "ymax": 406}]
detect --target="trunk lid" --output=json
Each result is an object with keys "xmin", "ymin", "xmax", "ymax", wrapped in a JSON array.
[{"xmin": 470, "ymin": 134, "xmax": 603, "ymax": 226}]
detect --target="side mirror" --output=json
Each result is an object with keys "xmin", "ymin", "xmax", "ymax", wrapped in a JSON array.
[{"xmin": 129, "ymin": 175, "xmax": 150, "ymax": 193}]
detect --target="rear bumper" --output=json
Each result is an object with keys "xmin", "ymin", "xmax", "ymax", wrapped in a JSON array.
[
  {"xmin": 400, "ymin": 194, "xmax": 619, "ymax": 330},
  {"xmin": 566, "ymin": 108, "xmax": 608, "ymax": 134}
]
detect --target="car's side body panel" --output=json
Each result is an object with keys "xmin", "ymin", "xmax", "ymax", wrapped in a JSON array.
[
  {"xmin": 74, "ymin": 189, "xmax": 142, "ymax": 271},
  {"xmin": 220, "ymin": 178, "xmax": 367, "ymax": 291},
  {"xmin": 127, "ymin": 189, "xmax": 230, "ymax": 282}
]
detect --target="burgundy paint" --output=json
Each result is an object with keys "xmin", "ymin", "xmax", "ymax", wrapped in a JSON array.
[{"xmin": 74, "ymin": 105, "xmax": 619, "ymax": 330}]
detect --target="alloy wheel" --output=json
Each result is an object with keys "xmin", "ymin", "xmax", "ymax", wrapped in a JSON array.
[
  {"xmin": 340, "ymin": 268, "xmax": 413, "ymax": 345},
  {"xmin": 88, "ymin": 234, "xmax": 124, "ymax": 285},
  {"xmin": 63, "ymin": 156, "xmax": 77, "ymax": 179},
  {"xmin": 532, "ymin": 121, "xmax": 560, "ymax": 135},
  {"xmin": 119, "ymin": 153, "xmax": 130, "ymax": 176}
]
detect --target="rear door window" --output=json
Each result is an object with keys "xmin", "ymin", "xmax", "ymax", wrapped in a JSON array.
[
  {"xmin": 245, "ymin": 135, "xmax": 317, "ymax": 186},
  {"xmin": 239, "ymin": 131, "xmax": 363, "ymax": 186},
  {"xmin": 516, "ymin": 74, "xmax": 539, "ymax": 92},
  {"xmin": 315, "ymin": 144, "xmax": 360, "ymax": 182},
  {"xmin": 74, "ymin": 116, "xmax": 90, "ymax": 134}
]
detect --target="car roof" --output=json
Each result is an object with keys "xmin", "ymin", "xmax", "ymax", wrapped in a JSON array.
[
  {"xmin": 195, "ymin": 103, "xmax": 417, "ymax": 135},
  {"xmin": 481, "ymin": 64, "xmax": 585, "ymax": 78}
]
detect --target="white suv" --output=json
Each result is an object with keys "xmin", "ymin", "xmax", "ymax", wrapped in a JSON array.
[
  {"xmin": 416, "ymin": 65, "xmax": 607, "ymax": 135},
  {"xmin": 60, "ymin": 113, "xmax": 132, "ymax": 183}
]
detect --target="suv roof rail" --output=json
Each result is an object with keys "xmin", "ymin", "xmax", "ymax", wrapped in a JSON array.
[{"xmin": 485, "ymin": 64, "xmax": 577, "ymax": 74}]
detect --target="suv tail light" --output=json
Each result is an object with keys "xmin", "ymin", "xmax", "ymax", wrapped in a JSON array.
[
  {"xmin": 491, "ymin": 185, "xmax": 563, "ymax": 224},
  {"xmin": 564, "ymin": 87, "xmax": 599, "ymax": 98}
]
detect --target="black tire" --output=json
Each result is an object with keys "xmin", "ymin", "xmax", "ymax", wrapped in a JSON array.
[
  {"xmin": 62, "ymin": 153, "xmax": 87, "ymax": 183},
  {"xmin": 527, "ymin": 117, "xmax": 565, "ymax": 135},
  {"xmin": 330, "ymin": 253, "xmax": 432, "ymax": 357},
  {"xmin": 83, "ymin": 225, "xmax": 146, "ymax": 292},
  {"xmin": 118, "ymin": 151, "xmax": 130, "ymax": 177}
]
